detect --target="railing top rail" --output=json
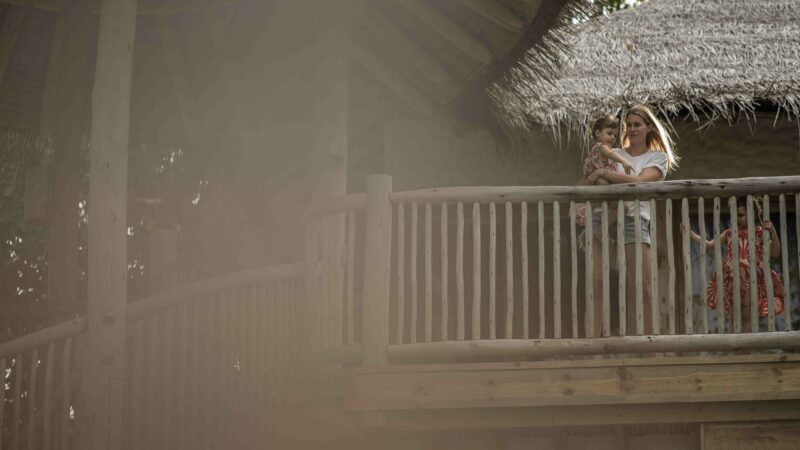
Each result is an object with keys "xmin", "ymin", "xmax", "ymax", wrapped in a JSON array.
[
  {"xmin": 0, "ymin": 263, "xmax": 303, "ymax": 357},
  {"xmin": 0, "ymin": 317, "xmax": 85, "ymax": 359},
  {"xmin": 390, "ymin": 176, "xmax": 800, "ymax": 204},
  {"xmin": 303, "ymin": 192, "xmax": 367, "ymax": 221},
  {"xmin": 128, "ymin": 262, "xmax": 303, "ymax": 321}
]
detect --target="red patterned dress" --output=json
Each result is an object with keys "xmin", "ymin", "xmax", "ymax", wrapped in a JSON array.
[{"xmin": 706, "ymin": 227, "xmax": 785, "ymax": 317}]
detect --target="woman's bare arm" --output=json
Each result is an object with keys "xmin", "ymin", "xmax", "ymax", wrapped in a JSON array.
[{"xmin": 587, "ymin": 166, "xmax": 663, "ymax": 184}]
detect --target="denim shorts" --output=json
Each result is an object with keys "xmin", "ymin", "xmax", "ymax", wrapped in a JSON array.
[{"xmin": 590, "ymin": 213, "xmax": 651, "ymax": 245}]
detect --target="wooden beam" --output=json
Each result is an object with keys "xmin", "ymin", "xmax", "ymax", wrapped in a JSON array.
[
  {"xmin": 457, "ymin": 0, "xmax": 524, "ymax": 32},
  {"xmin": 41, "ymin": 0, "xmax": 91, "ymax": 308},
  {"xmin": 387, "ymin": 332, "xmax": 800, "ymax": 359},
  {"xmin": 82, "ymin": 0, "xmax": 137, "ymax": 449},
  {"xmin": 702, "ymin": 421, "xmax": 800, "ymax": 450},
  {"xmin": 398, "ymin": 0, "xmax": 493, "ymax": 64},
  {"xmin": 381, "ymin": 401, "xmax": 800, "ymax": 430},
  {"xmin": 347, "ymin": 355, "xmax": 800, "ymax": 411},
  {"xmin": 0, "ymin": 0, "xmax": 239, "ymax": 15},
  {"xmin": 0, "ymin": 5, "xmax": 25, "ymax": 87},
  {"xmin": 350, "ymin": 40, "xmax": 436, "ymax": 118},
  {"xmin": 389, "ymin": 175, "xmax": 800, "ymax": 204},
  {"xmin": 353, "ymin": 0, "xmax": 450, "ymax": 87}
]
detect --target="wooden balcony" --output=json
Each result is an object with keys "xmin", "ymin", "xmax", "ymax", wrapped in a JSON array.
[{"xmin": 2, "ymin": 175, "xmax": 800, "ymax": 449}]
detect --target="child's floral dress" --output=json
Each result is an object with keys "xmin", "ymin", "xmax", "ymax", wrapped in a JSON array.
[
  {"xmin": 706, "ymin": 226, "xmax": 785, "ymax": 317},
  {"xmin": 577, "ymin": 142, "xmax": 622, "ymax": 226}
]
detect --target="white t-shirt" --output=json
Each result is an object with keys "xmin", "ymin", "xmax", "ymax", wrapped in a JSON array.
[{"xmin": 613, "ymin": 149, "xmax": 668, "ymax": 221}]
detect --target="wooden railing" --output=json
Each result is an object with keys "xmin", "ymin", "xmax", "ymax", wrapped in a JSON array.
[
  {"xmin": 123, "ymin": 263, "xmax": 303, "ymax": 450},
  {"xmin": 0, "ymin": 263, "xmax": 303, "ymax": 450},
  {"xmin": 329, "ymin": 175, "xmax": 800, "ymax": 363}
]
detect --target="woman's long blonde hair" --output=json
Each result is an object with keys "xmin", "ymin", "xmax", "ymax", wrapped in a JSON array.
[{"xmin": 621, "ymin": 104, "xmax": 679, "ymax": 173}]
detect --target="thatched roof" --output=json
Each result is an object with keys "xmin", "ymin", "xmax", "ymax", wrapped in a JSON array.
[{"xmin": 490, "ymin": 0, "xmax": 800, "ymax": 137}]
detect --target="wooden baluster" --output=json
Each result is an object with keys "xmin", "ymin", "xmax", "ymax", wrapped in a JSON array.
[
  {"xmin": 12, "ymin": 352, "xmax": 23, "ymax": 450},
  {"xmin": 425, "ymin": 203, "xmax": 433, "ymax": 342},
  {"xmin": 617, "ymin": 200, "xmax": 626, "ymax": 337},
  {"xmin": 59, "ymin": 338, "xmax": 72, "ymax": 450},
  {"xmin": 666, "ymin": 199, "xmax": 675, "ymax": 335},
  {"xmin": 538, "ymin": 201, "xmax": 545, "ymax": 339},
  {"xmin": 43, "ymin": 343, "xmax": 55, "ymax": 450},
  {"xmin": 682, "ymin": 197, "xmax": 693, "ymax": 335},
  {"xmin": 713, "ymin": 197, "xmax": 725, "ymax": 333},
  {"xmin": 144, "ymin": 316, "xmax": 158, "ymax": 448},
  {"xmin": 440, "ymin": 203, "xmax": 449, "ymax": 340},
  {"xmin": 26, "ymin": 349, "xmax": 39, "ymax": 450},
  {"xmin": 190, "ymin": 299, "xmax": 203, "ymax": 450},
  {"xmin": 552, "ymin": 201, "xmax": 560, "ymax": 339},
  {"xmin": 320, "ymin": 215, "xmax": 333, "ymax": 348},
  {"xmin": 634, "ymin": 200, "xmax": 644, "ymax": 336},
  {"xmin": 730, "ymin": 196, "xmax": 741, "ymax": 333},
  {"xmin": 746, "ymin": 195, "xmax": 758, "ymax": 333},
  {"xmin": 584, "ymin": 200, "xmax": 593, "ymax": 338},
  {"xmin": 472, "ymin": 203, "xmax": 481, "ymax": 339},
  {"xmin": 126, "ymin": 322, "xmax": 144, "ymax": 450},
  {"xmin": 650, "ymin": 199, "xmax": 660, "ymax": 335},
  {"xmin": 505, "ymin": 202, "xmax": 514, "ymax": 339},
  {"xmin": 179, "ymin": 303, "xmax": 191, "ymax": 448},
  {"xmin": 162, "ymin": 310, "xmax": 175, "ymax": 450},
  {"xmin": 489, "ymin": 202, "xmax": 497, "ymax": 339},
  {"xmin": 410, "ymin": 202, "xmax": 418, "ymax": 344},
  {"xmin": 681, "ymin": 197, "xmax": 694, "ymax": 334},
  {"xmin": 456, "ymin": 202, "xmax": 465, "ymax": 341},
  {"xmin": 779, "ymin": 194, "xmax": 790, "ymax": 331},
  {"xmin": 396, "ymin": 203, "xmax": 405, "ymax": 344},
  {"xmin": 601, "ymin": 202, "xmax": 610, "ymax": 337},
  {"xmin": 346, "ymin": 211, "xmax": 356, "ymax": 344},
  {"xmin": 698, "ymin": 198, "xmax": 708, "ymax": 334},
  {"xmin": 570, "ymin": 202, "xmax": 578, "ymax": 337},
  {"xmin": 0, "ymin": 358, "xmax": 5, "ymax": 450},
  {"xmin": 762, "ymin": 195, "xmax": 775, "ymax": 332}
]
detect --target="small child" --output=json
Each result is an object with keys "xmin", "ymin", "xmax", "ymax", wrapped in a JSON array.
[
  {"xmin": 576, "ymin": 115, "xmax": 633, "ymax": 226},
  {"xmin": 684, "ymin": 198, "xmax": 784, "ymax": 332}
]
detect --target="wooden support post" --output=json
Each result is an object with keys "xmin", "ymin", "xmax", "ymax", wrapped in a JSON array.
[
  {"xmin": 362, "ymin": 175, "xmax": 393, "ymax": 366},
  {"xmin": 0, "ymin": 5, "xmax": 25, "ymax": 87},
  {"xmin": 81, "ymin": 0, "xmax": 137, "ymax": 449},
  {"xmin": 42, "ymin": 0, "xmax": 91, "ymax": 305}
]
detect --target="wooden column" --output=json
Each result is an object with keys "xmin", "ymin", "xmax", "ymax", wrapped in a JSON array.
[
  {"xmin": 41, "ymin": 0, "xmax": 91, "ymax": 306},
  {"xmin": 309, "ymin": 1, "xmax": 350, "ymax": 205},
  {"xmin": 81, "ymin": 0, "xmax": 137, "ymax": 449},
  {"xmin": 361, "ymin": 175, "xmax": 392, "ymax": 366}
]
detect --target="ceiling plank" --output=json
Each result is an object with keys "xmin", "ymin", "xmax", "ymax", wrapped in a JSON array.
[
  {"xmin": 350, "ymin": 40, "xmax": 436, "ymax": 119},
  {"xmin": 457, "ymin": 0, "xmax": 524, "ymax": 32},
  {"xmin": 0, "ymin": 0, "xmax": 239, "ymax": 16},
  {"xmin": 397, "ymin": 0, "xmax": 493, "ymax": 65},
  {"xmin": 0, "ymin": 5, "xmax": 25, "ymax": 87},
  {"xmin": 353, "ymin": 0, "xmax": 450, "ymax": 87}
]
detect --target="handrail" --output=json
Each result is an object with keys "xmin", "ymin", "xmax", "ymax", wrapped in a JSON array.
[
  {"xmin": 0, "ymin": 263, "xmax": 303, "ymax": 358},
  {"xmin": 128, "ymin": 262, "xmax": 303, "ymax": 322},
  {"xmin": 390, "ymin": 176, "xmax": 800, "ymax": 203},
  {"xmin": 0, "ymin": 317, "xmax": 85, "ymax": 359},
  {"xmin": 388, "ymin": 332, "xmax": 800, "ymax": 359},
  {"xmin": 303, "ymin": 192, "xmax": 367, "ymax": 221}
]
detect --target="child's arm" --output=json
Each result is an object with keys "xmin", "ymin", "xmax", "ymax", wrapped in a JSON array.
[
  {"xmin": 680, "ymin": 223, "xmax": 717, "ymax": 250},
  {"xmin": 597, "ymin": 145, "xmax": 633, "ymax": 174},
  {"xmin": 762, "ymin": 221, "xmax": 781, "ymax": 257}
]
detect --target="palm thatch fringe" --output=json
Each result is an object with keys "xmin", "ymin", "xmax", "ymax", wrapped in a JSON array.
[{"xmin": 489, "ymin": 0, "xmax": 800, "ymax": 143}]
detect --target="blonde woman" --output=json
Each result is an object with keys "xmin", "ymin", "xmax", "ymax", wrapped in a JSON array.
[{"xmin": 586, "ymin": 105, "xmax": 679, "ymax": 337}]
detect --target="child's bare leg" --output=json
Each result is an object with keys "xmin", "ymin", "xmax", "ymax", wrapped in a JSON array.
[{"xmin": 594, "ymin": 178, "xmax": 611, "ymax": 185}]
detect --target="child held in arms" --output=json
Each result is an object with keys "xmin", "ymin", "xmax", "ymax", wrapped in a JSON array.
[{"xmin": 576, "ymin": 115, "xmax": 633, "ymax": 226}]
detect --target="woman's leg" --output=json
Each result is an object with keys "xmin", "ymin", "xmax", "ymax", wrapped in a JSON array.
[{"xmin": 625, "ymin": 243, "xmax": 653, "ymax": 335}]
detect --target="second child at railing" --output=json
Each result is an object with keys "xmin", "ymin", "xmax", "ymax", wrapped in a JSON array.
[{"xmin": 682, "ymin": 198, "xmax": 785, "ymax": 333}]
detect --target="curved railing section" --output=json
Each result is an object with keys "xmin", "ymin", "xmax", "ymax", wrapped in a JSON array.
[{"xmin": 0, "ymin": 263, "xmax": 303, "ymax": 450}]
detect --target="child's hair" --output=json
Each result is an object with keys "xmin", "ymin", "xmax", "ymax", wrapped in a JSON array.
[
  {"xmin": 590, "ymin": 115, "xmax": 619, "ymax": 140},
  {"xmin": 621, "ymin": 104, "xmax": 680, "ymax": 172}
]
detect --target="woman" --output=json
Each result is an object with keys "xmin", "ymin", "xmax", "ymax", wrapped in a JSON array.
[{"xmin": 585, "ymin": 104, "xmax": 679, "ymax": 336}]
